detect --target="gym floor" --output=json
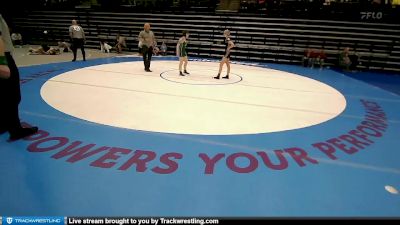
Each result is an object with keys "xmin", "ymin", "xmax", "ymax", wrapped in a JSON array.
[{"xmin": 1, "ymin": 46, "xmax": 399, "ymax": 217}]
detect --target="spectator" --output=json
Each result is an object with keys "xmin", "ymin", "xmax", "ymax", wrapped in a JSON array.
[
  {"xmin": 303, "ymin": 49, "xmax": 327, "ymax": 68},
  {"xmin": 28, "ymin": 44, "xmax": 60, "ymax": 55},
  {"xmin": 100, "ymin": 40, "xmax": 112, "ymax": 53},
  {"xmin": 115, "ymin": 34, "xmax": 127, "ymax": 53},
  {"xmin": 160, "ymin": 41, "xmax": 167, "ymax": 56},
  {"xmin": 349, "ymin": 50, "xmax": 360, "ymax": 71},
  {"xmin": 58, "ymin": 41, "xmax": 71, "ymax": 52},
  {"xmin": 302, "ymin": 49, "xmax": 312, "ymax": 67},
  {"xmin": 11, "ymin": 32, "xmax": 22, "ymax": 47},
  {"xmin": 339, "ymin": 47, "xmax": 352, "ymax": 71},
  {"xmin": 317, "ymin": 50, "xmax": 327, "ymax": 68}
]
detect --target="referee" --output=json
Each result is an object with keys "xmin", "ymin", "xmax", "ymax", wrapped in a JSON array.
[{"xmin": 69, "ymin": 19, "xmax": 86, "ymax": 61}]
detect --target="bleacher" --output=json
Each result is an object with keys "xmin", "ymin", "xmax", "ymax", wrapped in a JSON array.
[{"xmin": 12, "ymin": 10, "xmax": 400, "ymax": 72}]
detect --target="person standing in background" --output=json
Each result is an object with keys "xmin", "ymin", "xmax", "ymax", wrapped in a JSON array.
[{"xmin": 69, "ymin": 19, "xmax": 86, "ymax": 61}]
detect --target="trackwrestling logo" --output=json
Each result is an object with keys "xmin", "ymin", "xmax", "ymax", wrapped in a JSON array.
[{"xmin": 2, "ymin": 217, "xmax": 63, "ymax": 225}]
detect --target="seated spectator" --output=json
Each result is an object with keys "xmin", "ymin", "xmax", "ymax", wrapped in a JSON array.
[
  {"xmin": 28, "ymin": 44, "xmax": 60, "ymax": 55},
  {"xmin": 303, "ymin": 48, "xmax": 319, "ymax": 67},
  {"xmin": 58, "ymin": 41, "xmax": 71, "ymax": 52},
  {"xmin": 115, "ymin": 34, "xmax": 127, "ymax": 53},
  {"xmin": 338, "ymin": 47, "xmax": 352, "ymax": 71},
  {"xmin": 11, "ymin": 32, "xmax": 23, "ymax": 47},
  {"xmin": 348, "ymin": 51, "xmax": 360, "ymax": 71},
  {"xmin": 313, "ymin": 49, "xmax": 327, "ymax": 68},
  {"xmin": 100, "ymin": 40, "xmax": 112, "ymax": 53},
  {"xmin": 160, "ymin": 41, "xmax": 167, "ymax": 56},
  {"xmin": 303, "ymin": 49, "xmax": 327, "ymax": 68},
  {"xmin": 302, "ymin": 49, "xmax": 312, "ymax": 67}
]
